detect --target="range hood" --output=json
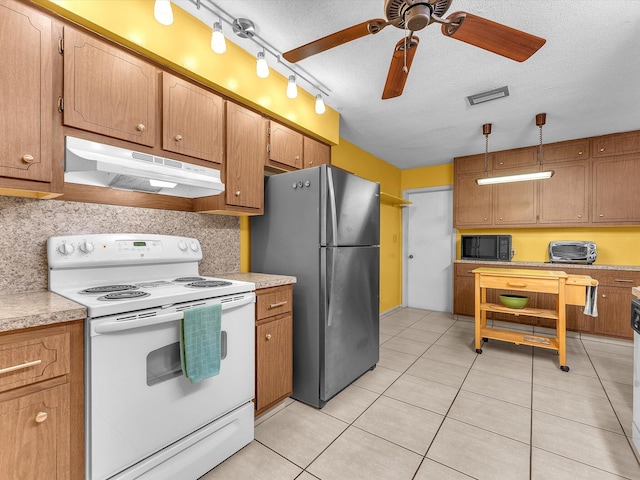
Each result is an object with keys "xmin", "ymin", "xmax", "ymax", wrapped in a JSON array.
[{"xmin": 64, "ymin": 136, "xmax": 225, "ymax": 198}]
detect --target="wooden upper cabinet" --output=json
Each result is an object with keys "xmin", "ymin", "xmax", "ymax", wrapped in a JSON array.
[
  {"xmin": 493, "ymin": 147, "xmax": 537, "ymax": 171},
  {"xmin": 453, "ymin": 174, "xmax": 492, "ymax": 227},
  {"xmin": 592, "ymin": 156, "xmax": 640, "ymax": 223},
  {"xmin": 225, "ymin": 102, "xmax": 266, "ymax": 210},
  {"xmin": 541, "ymin": 138, "xmax": 589, "ymax": 164},
  {"xmin": 493, "ymin": 168, "xmax": 537, "ymax": 225},
  {"xmin": 538, "ymin": 160, "xmax": 590, "ymax": 224},
  {"xmin": 592, "ymin": 130, "xmax": 640, "ymax": 158},
  {"xmin": 454, "ymin": 153, "xmax": 488, "ymax": 174},
  {"xmin": 267, "ymin": 121, "xmax": 303, "ymax": 170},
  {"xmin": 63, "ymin": 27, "xmax": 156, "ymax": 146},
  {"xmin": 162, "ymin": 72, "xmax": 224, "ymax": 164},
  {"xmin": 302, "ymin": 136, "xmax": 330, "ymax": 168},
  {"xmin": 0, "ymin": 0, "xmax": 52, "ymax": 182}
]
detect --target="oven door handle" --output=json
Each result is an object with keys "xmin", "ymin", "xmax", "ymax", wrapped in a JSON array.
[{"xmin": 93, "ymin": 294, "xmax": 255, "ymax": 334}]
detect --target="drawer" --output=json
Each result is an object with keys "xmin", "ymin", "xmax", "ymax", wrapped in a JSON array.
[
  {"xmin": 479, "ymin": 275, "xmax": 561, "ymax": 294},
  {"xmin": 256, "ymin": 285, "xmax": 293, "ymax": 321},
  {"xmin": 593, "ymin": 271, "xmax": 640, "ymax": 287},
  {"xmin": 0, "ymin": 331, "xmax": 70, "ymax": 394}
]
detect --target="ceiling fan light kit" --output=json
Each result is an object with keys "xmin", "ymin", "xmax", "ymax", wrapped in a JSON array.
[{"xmin": 476, "ymin": 113, "xmax": 554, "ymax": 186}]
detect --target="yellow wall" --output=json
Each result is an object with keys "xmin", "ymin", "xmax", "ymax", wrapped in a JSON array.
[
  {"xmin": 332, "ymin": 140, "xmax": 403, "ymax": 313},
  {"xmin": 35, "ymin": 0, "xmax": 339, "ymax": 144},
  {"xmin": 402, "ymin": 163, "xmax": 453, "ymax": 190}
]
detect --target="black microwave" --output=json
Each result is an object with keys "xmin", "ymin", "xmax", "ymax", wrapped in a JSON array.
[{"xmin": 461, "ymin": 235, "xmax": 512, "ymax": 261}]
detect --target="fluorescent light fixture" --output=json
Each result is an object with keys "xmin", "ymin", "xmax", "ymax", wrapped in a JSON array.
[
  {"xmin": 154, "ymin": 0, "xmax": 173, "ymax": 26},
  {"xmin": 211, "ymin": 22, "xmax": 226, "ymax": 54},
  {"xmin": 467, "ymin": 86, "xmax": 509, "ymax": 106},
  {"xmin": 286, "ymin": 75, "xmax": 298, "ymax": 99},
  {"xmin": 476, "ymin": 170, "xmax": 554, "ymax": 185},
  {"xmin": 315, "ymin": 94, "xmax": 326, "ymax": 114},
  {"xmin": 149, "ymin": 179, "xmax": 177, "ymax": 189},
  {"xmin": 256, "ymin": 51, "xmax": 269, "ymax": 78}
]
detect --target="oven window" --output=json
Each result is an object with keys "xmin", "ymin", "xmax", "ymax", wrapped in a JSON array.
[{"xmin": 147, "ymin": 342, "xmax": 183, "ymax": 386}]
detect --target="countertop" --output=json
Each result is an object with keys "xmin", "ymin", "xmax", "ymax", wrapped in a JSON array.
[
  {"xmin": 0, "ymin": 273, "xmax": 295, "ymax": 334},
  {"xmin": 0, "ymin": 291, "xmax": 86, "ymax": 333},
  {"xmin": 455, "ymin": 259, "xmax": 640, "ymax": 271},
  {"xmin": 211, "ymin": 272, "xmax": 297, "ymax": 290}
]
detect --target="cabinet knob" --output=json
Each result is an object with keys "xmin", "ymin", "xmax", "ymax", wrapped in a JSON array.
[
  {"xmin": 599, "ymin": 214, "xmax": 604, "ymax": 217},
  {"xmin": 21, "ymin": 154, "xmax": 34, "ymax": 164},
  {"xmin": 295, "ymin": 155, "xmax": 300, "ymax": 161},
  {"xmin": 499, "ymin": 162, "xmax": 504, "ymax": 165},
  {"xmin": 600, "ymin": 147, "xmax": 605, "ymax": 152},
  {"xmin": 174, "ymin": 134, "xmax": 183, "ymax": 141},
  {"xmin": 136, "ymin": 123, "xmax": 146, "ymax": 132},
  {"xmin": 35, "ymin": 412, "xmax": 48, "ymax": 423},
  {"xmin": 578, "ymin": 151, "xmax": 583, "ymax": 155},
  {"xmin": 235, "ymin": 191, "xmax": 241, "ymax": 196},
  {"xmin": 577, "ymin": 214, "xmax": 582, "ymax": 218},
  {"xmin": 309, "ymin": 161, "xmax": 314, "ymax": 166},
  {"xmin": 601, "ymin": 294, "xmax": 607, "ymax": 298},
  {"xmin": 499, "ymin": 217, "xmax": 503, "ymax": 221},
  {"xmin": 483, "ymin": 217, "xmax": 488, "ymax": 221},
  {"xmin": 265, "ymin": 333, "xmax": 272, "ymax": 340}
]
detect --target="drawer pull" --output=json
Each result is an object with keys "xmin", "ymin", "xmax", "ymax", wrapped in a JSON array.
[
  {"xmin": 269, "ymin": 301, "xmax": 288, "ymax": 309},
  {"xmin": 506, "ymin": 282, "xmax": 527, "ymax": 288},
  {"xmin": 35, "ymin": 412, "xmax": 48, "ymax": 423},
  {"xmin": 614, "ymin": 279, "xmax": 634, "ymax": 283},
  {"xmin": 0, "ymin": 359, "xmax": 42, "ymax": 375},
  {"xmin": 265, "ymin": 334, "xmax": 272, "ymax": 341}
]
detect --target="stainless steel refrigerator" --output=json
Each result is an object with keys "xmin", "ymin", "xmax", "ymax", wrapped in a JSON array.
[{"xmin": 251, "ymin": 165, "xmax": 380, "ymax": 408}]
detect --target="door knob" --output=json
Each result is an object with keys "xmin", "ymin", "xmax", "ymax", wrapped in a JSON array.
[{"xmin": 409, "ymin": 255, "xmax": 414, "ymax": 259}]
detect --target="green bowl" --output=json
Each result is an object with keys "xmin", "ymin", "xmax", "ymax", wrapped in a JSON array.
[{"xmin": 499, "ymin": 294, "xmax": 529, "ymax": 309}]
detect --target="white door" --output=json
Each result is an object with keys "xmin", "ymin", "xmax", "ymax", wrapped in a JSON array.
[{"xmin": 404, "ymin": 187, "xmax": 454, "ymax": 312}]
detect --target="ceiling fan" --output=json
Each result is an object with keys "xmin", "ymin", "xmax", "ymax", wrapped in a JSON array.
[{"xmin": 282, "ymin": 0, "xmax": 546, "ymax": 99}]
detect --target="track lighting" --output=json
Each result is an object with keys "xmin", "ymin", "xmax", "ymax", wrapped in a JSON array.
[
  {"xmin": 210, "ymin": 21, "xmax": 226, "ymax": 54},
  {"xmin": 286, "ymin": 75, "xmax": 298, "ymax": 99},
  {"xmin": 256, "ymin": 51, "xmax": 269, "ymax": 78},
  {"xmin": 315, "ymin": 94, "xmax": 326, "ymax": 114},
  {"xmin": 154, "ymin": 0, "xmax": 173, "ymax": 26}
]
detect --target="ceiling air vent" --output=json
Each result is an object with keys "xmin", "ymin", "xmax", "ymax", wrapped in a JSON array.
[{"xmin": 467, "ymin": 86, "xmax": 510, "ymax": 106}]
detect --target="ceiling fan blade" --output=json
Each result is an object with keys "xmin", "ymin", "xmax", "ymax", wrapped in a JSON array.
[
  {"xmin": 382, "ymin": 36, "xmax": 419, "ymax": 100},
  {"xmin": 442, "ymin": 12, "xmax": 546, "ymax": 62},
  {"xmin": 283, "ymin": 19, "xmax": 388, "ymax": 63}
]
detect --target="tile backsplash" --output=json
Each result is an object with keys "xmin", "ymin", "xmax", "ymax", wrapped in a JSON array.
[{"xmin": 0, "ymin": 196, "xmax": 240, "ymax": 294}]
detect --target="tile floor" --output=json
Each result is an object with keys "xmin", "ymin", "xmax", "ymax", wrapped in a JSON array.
[{"xmin": 200, "ymin": 308, "xmax": 640, "ymax": 480}]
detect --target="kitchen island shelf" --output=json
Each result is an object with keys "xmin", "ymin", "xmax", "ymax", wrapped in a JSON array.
[{"xmin": 480, "ymin": 303, "xmax": 558, "ymax": 319}]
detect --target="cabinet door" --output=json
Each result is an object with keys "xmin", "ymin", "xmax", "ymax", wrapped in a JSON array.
[
  {"xmin": 592, "ymin": 157, "xmax": 640, "ymax": 223},
  {"xmin": 255, "ymin": 315, "xmax": 292, "ymax": 411},
  {"xmin": 0, "ymin": 384, "xmax": 70, "ymax": 480},
  {"xmin": 538, "ymin": 160, "xmax": 589, "ymax": 224},
  {"xmin": 493, "ymin": 147, "xmax": 537, "ymax": 171},
  {"xmin": 0, "ymin": 0, "xmax": 52, "ymax": 182},
  {"xmin": 162, "ymin": 72, "xmax": 223, "ymax": 163},
  {"xmin": 453, "ymin": 174, "xmax": 492, "ymax": 227},
  {"xmin": 493, "ymin": 169, "xmax": 537, "ymax": 225},
  {"xmin": 453, "ymin": 264, "xmax": 476, "ymax": 317},
  {"xmin": 225, "ymin": 103, "xmax": 266, "ymax": 209},
  {"xmin": 268, "ymin": 121, "xmax": 303, "ymax": 169},
  {"xmin": 303, "ymin": 136, "xmax": 330, "ymax": 168},
  {"xmin": 592, "ymin": 130, "xmax": 640, "ymax": 158},
  {"xmin": 63, "ymin": 27, "xmax": 156, "ymax": 146},
  {"xmin": 454, "ymin": 153, "xmax": 488, "ymax": 174},
  {"xmin": 542, "ymin": 139, "xmax": 589, "ymax": 164},
  {"xmin": 593, "ymin": 286, "xmax": 633, "ymax": 339}
]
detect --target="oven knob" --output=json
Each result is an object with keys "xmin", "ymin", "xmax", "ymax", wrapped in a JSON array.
[
  {"xmin": 189, "ymin": 242, "xmax": 199, "ymax": 252},
  {"xmin": 79, "ymin": 240, "xmax": 94, "ymax": 254},
  {"xmin": 57, "ymin": 242, "xmax": 74, "ymax": 256},
  {"xmin": 178, "ymin": 241, "xmax": 188, "ymax": 252}
]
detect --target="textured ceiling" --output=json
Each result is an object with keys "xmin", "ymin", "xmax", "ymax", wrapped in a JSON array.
[{"xmin": 174, "ymin": 0, "xmax": 640, "ymax": 169}]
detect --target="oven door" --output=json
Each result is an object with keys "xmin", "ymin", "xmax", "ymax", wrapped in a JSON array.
[{"xmin": 86, "ymin": 292, "xmax": 255, "ymax": 480}]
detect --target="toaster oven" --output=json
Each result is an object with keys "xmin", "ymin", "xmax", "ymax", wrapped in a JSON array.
[{"xmin": 549, "ymin": 241, "xmax": 597, "ymax": 264}]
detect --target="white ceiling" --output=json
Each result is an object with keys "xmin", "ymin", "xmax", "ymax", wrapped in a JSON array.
[{"xmin": 173, "ymin": 0, "xmax": 640, "ymax": 170}]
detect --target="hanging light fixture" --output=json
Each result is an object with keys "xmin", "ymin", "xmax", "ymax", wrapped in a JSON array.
[
  {"xmin": 286, "ymin": 75, "xmax": 298, "ymax": 99},
  {"xmin": 476, "ymin": 114, "xmax": 555, "ymax": 185},
  {"xmin": 256, "ymin": 50, "xmax": 269, "ymax": 78},
  {"xmin": 211, "ymin": 21, "xmax": 226, "ymax": 54},
  {"xmin": 153, "ymin": 0, "xmax": 173, "ymax": 26},
  {"xmin": 315, "ymin": 94, "xmax": 326, "ymax": 114}
]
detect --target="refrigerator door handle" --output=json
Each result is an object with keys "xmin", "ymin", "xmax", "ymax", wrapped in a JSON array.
[
  {"xmin": 327, "ymin": 167, "xmax": 338, "ymax": 247},
  {"xmin": 322, "ymin": 247, "xmax": 336, "ymax": 327}
]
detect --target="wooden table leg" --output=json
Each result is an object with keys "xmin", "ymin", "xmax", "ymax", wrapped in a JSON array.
[
  {"xmin": 474, "ymin": 273, "xmax": 482, "ymax": 353},
  {"xmin": 558, "ymin": 278, "xmax": 568, "ymax": 371}
]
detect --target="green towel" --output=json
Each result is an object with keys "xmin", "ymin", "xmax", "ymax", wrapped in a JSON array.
[{"xmin": 180, "ymin": 304, "xmax": 222, "ymax": 383}]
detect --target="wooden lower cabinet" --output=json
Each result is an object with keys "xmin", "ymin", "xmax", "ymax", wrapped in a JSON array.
[
  {"xmin": 454, "ymin": 262, "xmax": 637, "ymax": 339},
  {"xmin": 0, "ymin": 321, "xmax": 83, "ymax": 480},
  {"xmin": 254, "ymin": 285, "xmax": 293, "ymax": 415}
]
